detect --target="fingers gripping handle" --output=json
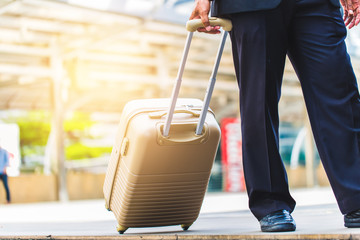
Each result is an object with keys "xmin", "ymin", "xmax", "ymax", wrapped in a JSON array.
[{"xmin": 186, "ymin": 17, "xmax": 233, "ymax": 32}]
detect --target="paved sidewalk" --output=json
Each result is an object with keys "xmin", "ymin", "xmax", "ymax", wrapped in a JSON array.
[{"xmin": 0, "ymin": 187, "xmax": 360, "ymax": 239}]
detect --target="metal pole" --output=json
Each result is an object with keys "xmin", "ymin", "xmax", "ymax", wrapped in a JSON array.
[
  {"xmin": 196, "ymin": 30, "xmax": 228, "ymax": 135},
  {"xmin": 163, "ymin": 32, "xmax": 193, "ymax": 137},
  {"xmin": 50, "ymin": 38, "xmax": 68, "ymax": 202}
]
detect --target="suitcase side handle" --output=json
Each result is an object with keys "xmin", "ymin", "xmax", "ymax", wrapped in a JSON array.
[
  {"xmin": 186, "ymin": 17, "xmax": 233, "ymax": 32},
  {"xmin": 157, "ymin": 123, "xmax": 209, "ymax": 145}
]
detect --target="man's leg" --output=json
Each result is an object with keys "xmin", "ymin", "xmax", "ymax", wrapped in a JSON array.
[
  {"xmin": 288, "ymin": 0, "xmax": 360, "ymax": 216},
  {"xmin": 229, "ymin": 0, "xmax": 296, "ymax": 221}
]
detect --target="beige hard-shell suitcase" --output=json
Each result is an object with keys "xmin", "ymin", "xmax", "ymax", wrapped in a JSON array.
[{"xmin": 103, "ymin": 18, "xmax": 232, "ymax": 234}]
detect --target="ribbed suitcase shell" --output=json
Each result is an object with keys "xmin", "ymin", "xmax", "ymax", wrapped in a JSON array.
[{"xmin": 103, "ymin": 98, "xmax": 220, "ymax": 232}]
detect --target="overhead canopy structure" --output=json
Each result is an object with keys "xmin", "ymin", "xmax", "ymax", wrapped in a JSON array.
[
  {"xmin": 1, "ymin": 0, "xmax": 360, "ymax": 124},
  {"xmin": 0, "ymin": 0, "xmax": 313, "ymax": 117},
  {"xmin": 0, "ymin": 0, "xmax": 237, "ymax": 113}
]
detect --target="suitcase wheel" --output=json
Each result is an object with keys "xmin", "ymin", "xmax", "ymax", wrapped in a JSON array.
[
  {"xmin": 117, "ymin": 225, "xmax": 128, "ymax": 234},
  {"xmin": 181, "ymin": 223, "xmax": 192, "ymax": 231},
  {"xmin": 105, "ymin": 202, "xmax": 111, "ymax": 211}
]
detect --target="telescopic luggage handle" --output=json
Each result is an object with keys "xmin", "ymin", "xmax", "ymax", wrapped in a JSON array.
[{"xmin": 163, "ymin": 17, "xmax": 233, "ymax": 137}]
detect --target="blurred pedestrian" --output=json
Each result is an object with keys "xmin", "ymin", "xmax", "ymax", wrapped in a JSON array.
[
  {"xmin": 0, "ymin": 140, "xmax": 11, "ymax": 204},
  {"xmin": 190, "ymin": 0, "xmax": 360, "ymax": 232}
]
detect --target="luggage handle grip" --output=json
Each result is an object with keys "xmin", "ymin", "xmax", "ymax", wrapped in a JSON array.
[
  {"xmin": 149, "ymin": 109, "xmax": 200, "ymax": 119},
  {"xmin": 186, "ymin": 17, "xmax": 233, "ymax": 32}
]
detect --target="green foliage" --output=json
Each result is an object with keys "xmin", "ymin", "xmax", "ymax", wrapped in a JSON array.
[
  {"xmin": 66, "ymin": 142, "xmax": 112, "ymax": 160},
  {"xmin": 4, "ymin": 111, "xmax": 51, "ymax": 159},
  {"xmin": 14, "ymin": 111, "xmax": 51, "ymax": 147},
  {"xmin": 64, "ymin": 112, "xmax": 95, "ymax": 142},
  {"xmin": 1, "ymin": 110, "xmax": 112, "ymax": 161}
]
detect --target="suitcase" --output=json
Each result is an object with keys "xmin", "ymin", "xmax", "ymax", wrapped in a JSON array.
[{"xmin": 103, "ymin": 18, "xmax": 232, "ymax": 234}]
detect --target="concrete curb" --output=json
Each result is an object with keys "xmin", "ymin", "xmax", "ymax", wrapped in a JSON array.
[{"xmin": 1, "ymin": 234, "xmax": 360, "ymax": 240}]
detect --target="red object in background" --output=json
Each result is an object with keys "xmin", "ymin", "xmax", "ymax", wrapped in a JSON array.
[{"xmin": 221, "ymin": 118, "xmax": 246, "ymax": 192}]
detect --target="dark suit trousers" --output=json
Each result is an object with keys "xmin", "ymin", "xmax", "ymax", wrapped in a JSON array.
[{"xmin": 229, "ymin": 0, "xmax": 360, "ymax": 220}]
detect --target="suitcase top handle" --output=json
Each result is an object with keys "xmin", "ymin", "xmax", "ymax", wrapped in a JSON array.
[{"xmin": 186, "ymin": 17, "xmax": 233, "ymax": 32}]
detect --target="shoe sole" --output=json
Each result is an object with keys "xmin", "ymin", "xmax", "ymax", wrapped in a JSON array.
[
  {"xmin": 345, "ymin": 222, "xmax": 360, "ymax": 228},
  {"xmin": 261, "ymin": 223, "xmax": 296, "ymax": 232}
]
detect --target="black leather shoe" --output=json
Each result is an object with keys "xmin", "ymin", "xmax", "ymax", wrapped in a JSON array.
[
  {"xmin": 259, "ymin": 210, "xmax": 296, "ymax": 232},
  {"xmin": 345, "ymin": 209, "xmax": 360, "ymax": 228}
]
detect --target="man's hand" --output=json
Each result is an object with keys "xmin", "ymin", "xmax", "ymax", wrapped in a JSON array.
[
  {"xmin": 189, "ymin": 0, "xmax": 220, "ymax": 34},
  {"xmin": 341, "ymin": 0, "xmax": 360, "ymax": 29}
]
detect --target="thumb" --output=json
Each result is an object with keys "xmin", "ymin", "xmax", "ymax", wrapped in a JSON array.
[{"xmin": 201, "ymin": 14, "xmax": 211, "ymax": 30}]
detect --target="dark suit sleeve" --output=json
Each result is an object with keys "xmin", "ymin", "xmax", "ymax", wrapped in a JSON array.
[
  {"xmin": 211, "ymin": 0, "xmax": 339, "ymax": 17},
  {"xmin": 211, "ymin": 0, "xmax": 282, "ymax": 16}
]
